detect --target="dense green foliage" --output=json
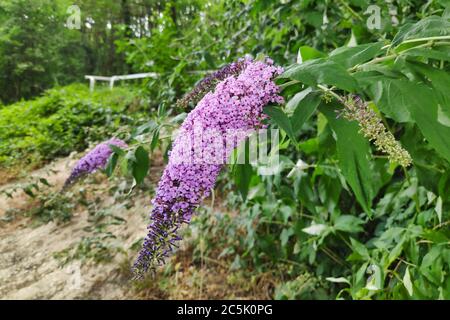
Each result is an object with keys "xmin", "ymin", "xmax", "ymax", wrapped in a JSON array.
[
  {"xmin": 0, "ymin": 0, "xmax": 138, "ymax": 103},
  {"xmin": 0, "ymin": 84, "xmax": 143, "ymax": 169},
  {"xmin": 232, "ymin": 13, "xmax": 450, "ymax": 298},
  {"xmin": 117, "ymin": 0, "xmax": 448, "ymax": 109},
  {"xmin": 111, "ymin": 1, "xmax": 450, "ymax": 299},
  {"xmin": 1, "ymin": 0, "xmax": 449, "ymax": 300}
]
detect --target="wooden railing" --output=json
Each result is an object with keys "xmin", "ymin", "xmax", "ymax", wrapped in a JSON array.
[{"xmin": 85, "ymin": 72, "xmax": 158, "ymax": 91}]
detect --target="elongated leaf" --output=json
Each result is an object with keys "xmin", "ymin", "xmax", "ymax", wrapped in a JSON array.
[
  {"xmin": 281, "ymin": 59, "xmax": 359, "ymax": 92},
  {"xmin": 403, "ymin": 267, "xmax": 414, "ymax": 296},
  {"xmin": 403, "ymin": 46, "xmax": 450, "ymax": 62},
  {"xmin": 132, "ymin": 146, "xmax": 150, "ymax": 184},
  {"xmin": 392, "ymin": 16, "xmax": 450, "ymax": 48},
  {"xmin": 302, "ymin": 223, "xmax": 328, "ymax": 236},
  {"xmin": 39, "ymin": 178, "xmax": 51, "ymax": 187},
  {"xmin": 326, "ymin": 277, "xmax": 351, "ymax": 285},
  {"xmin": 108, "ymin": 144, "xmax": 126, "ymax": 156},
  {"xmin": 350, "ymin": 238, "xmax": 370, "ymax": 260},
  {"xmin": 320, "ymin": 103, "xmax": 375, "ymax": 215},
  {"xmin": 150, "ymin": 127, "xmax": 160, "ymax": 151},
  {"xmin": 105, "ymin": 152, "xmax": 119, "ymax": 177},
  {"xmin": 297, "ymin": 45, "xmax": 326, "ymax": 63},
  {"xmin": 130, "ymin": 120, "xmax": 157, "ymax": 138},
  {"xmin": 285, "ymin": 88, "xmax": 312, "ymax": 114},
  {"xmin": 334, "ymin": 215, "xmax": 364, "ymax": 233},
  {"xmin": 406, "ymin": 61, "xmax": 450, "ymax": 120},
  {"xmin": 367, "ymin": 79, "xmax": 413, "ymax": 123},
  {"xmin": 329, "ymin": 42, "xmax": 384, "ymax": 69},
  {"xmin": 280, "ymin": 228, "xmax": 294, "ymax": 246},
  {"xmin": 290, "ymin": 92, "xmax": 321, "ymax": 134},
  {"xmin": 394, "ymin": 80, "xmax": 450, "ymax": 163},
  {"xmin": 234, "ymin": 162, "xmax": 253, "ymax": 201},
  {"xmin": 264, "ymin": 105, "xmax": 297, "ymax": 144}
]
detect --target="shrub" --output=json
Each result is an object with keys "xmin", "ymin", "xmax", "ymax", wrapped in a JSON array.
[{"xmin": 0, "ymin": 84, "xmax": 143, "ymax": 170}]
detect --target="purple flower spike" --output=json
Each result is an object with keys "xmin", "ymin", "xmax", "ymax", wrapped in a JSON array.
[
  {"xmin": 133, "ymin": 57, "xmax": 284, "ymax": 278},
  {"xmin": 64, "ymin": 137, "xmax": 128, "ymax": 188}
]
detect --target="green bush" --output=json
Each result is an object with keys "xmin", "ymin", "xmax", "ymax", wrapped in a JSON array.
[
  {"xmin": 204, "ymin": 15, "xmax": 450, "ymax": 300},
  {"xmin": 0, "ymin": 84, "xmax": 144, "ymax": 169},
  {"xmin": 143, "ymin": 10, "xmax": 449, "ymax": 300}
]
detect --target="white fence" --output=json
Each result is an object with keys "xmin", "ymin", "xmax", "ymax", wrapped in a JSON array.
[{"xmin": 85, "ymin": 72, "xmax": 158, "ymax": 91}]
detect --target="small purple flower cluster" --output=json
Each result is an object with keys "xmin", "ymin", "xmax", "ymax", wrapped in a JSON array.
[
  {"xmin": 176, "ymin": 58, "xmax": 248, "ymax": 109},
  {"xmin": 64, "ymin": 138, "xmax": 128, "ymax": 188},
  {"xmin": 133, "ymin": 57, "xmax": 283, "ymax": 278}
]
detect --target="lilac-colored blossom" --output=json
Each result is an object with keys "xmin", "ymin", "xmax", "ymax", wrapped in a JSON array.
[
  {"xmin": 64, "ymin": 138, "xmax": 128, "ymax": 188},
  {"xmin": 133, "ymin": 57, "xmax": 283, "ymax": 278}
]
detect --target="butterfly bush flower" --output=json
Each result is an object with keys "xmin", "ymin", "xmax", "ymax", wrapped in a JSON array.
[
  {"xmin": 64, "ymin": 138, "xmax": 128, "ymax": 188},
  {"xmin": 341, "ymin": 96, "xmax": 412, "ymax": 167},
  {"xmin": 133, "ymin": 57, "xmax": 283, "ymax": 278}
]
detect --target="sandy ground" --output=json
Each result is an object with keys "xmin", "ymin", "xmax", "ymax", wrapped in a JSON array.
[
  {"xmin": 0, "ymin": 155, "xmax": 149, "ymax": 299},
  {"xmin": 0, "ymin": 154, "xmax": 272, "ymax": 300}
]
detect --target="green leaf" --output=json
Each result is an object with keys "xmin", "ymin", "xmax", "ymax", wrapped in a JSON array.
[
  {"xmin": 355, "ymin": 262, "xmax": 369, "ymax": 286},
  {"xmin": 392, "ymin": 16, "xmax": 450, "ymax": 49},
  {"xmin": 39, "ymin": 178, "xmax": 51, "ymax": 187},
  {"xmin": 297, "ymin": 45, "xmax": 326, "ymax": 63},
  {"xmin": 280, "ymin": 228, "xmax": 294, "ymax": 246},
  {"xmin": 290, "ymin": 92, "xmax": 321, "ymax": 134},
  {"xmin": 302, "ymin": 223, "xmax": 329, "ymax": 236},
  {"xmin": 329, "ymin": 42, "xmax": 384, "ymax": 69},
  {"xmin": 394, "ymin": 80, "xmax": 450, "ymax": 163},
  {"xmin": 130, "ymin": 120, "xmax": 157, "ymax": 138},
  {"xmin": 420, "ymin": 246, "xmax": 443, "ymax": 285},
  {"xmin": 150, "ymin": 127, "xmax": 160, "ymax": 151},
  {"xmin": 406, "ymin": 62, "xmax": 450, "ymax": 126},
  {"xmin": 132, "ymin": 146, "xmax": 150, "ymax": 184},
  {"xmin": 108, "ymin": 144, "xmax": 126, "ymax": 156},
  {"xmin": 105, "ymin": 153, "xmax": 119, "ymax": 177},
  {"xmin": 365, "ymin": 264, "xmax": 383, "ymax": 291},
  {"xmin": 264, "ymin": 105, "xmax": 298, "ymax": 144},
  {"xmin": 367, "ymin": 79, "xmax": 413, "ymax": 123},
  {"xmin": 169, "ymin": 112, "xmax": 187, "ymax": 124},
  {"xmin": 334, "ymin": 215, "xmax": 364, "ymax": 233},
  {"xmin": 326, "ymin": 277, "xmax": 351, "ymax": 285},
  {"xmin": 320, "ymin": 103, "xmax": 375, "ymax": 215},
  {"xmin": 403, "ymin": 267, "xmax": 414, "ymax": 296},
  {"xmin": 285, "ymin": 88, "xmax": 312, "ymax": 114},
  {"xmin": 403, "ymin": 46, "xmax": 450, "ymax": 62},
  {"xmin": 350, "ymin": 238, "xmax": 370, "ymax": 260},
  {"xmin": 234, "ymin": 162, "xmax": 253, "ymax": 201},
  {"xmin": 23, "ymin": 187, "xmax": 35, "ymax": 198},
  {"xmin": 281, "ymin": 59, "xmax": 359, "ymax": 92},
  {"xmin": 435, "ymin": 196, "xmax": 443, "ymax": 224},
  {"xmin": 387, "ymin": 239, "xmax": 405, "ymax": 267}
]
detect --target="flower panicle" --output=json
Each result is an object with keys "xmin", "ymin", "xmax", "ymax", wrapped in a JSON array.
[
  {"xmin": 341, "ymin": 96, "xmax": 412, "ymax": 167},
  {"xmin": 133, "ymin": 57, "xmax": 284, "ymax": 278},
  {"xmin": 63, "ymin": 137, "xmax": 128, "ymax": 189}
]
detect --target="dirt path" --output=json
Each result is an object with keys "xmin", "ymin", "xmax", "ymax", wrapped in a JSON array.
[
  {"xmin": 0, "ymin": 154, "xmax": 270, "ymax": 300},
  {"xmin": 0, "ymin": 155, "xmax": 149, "ymax": 299},
  {"xmin": 0, "ymin": 157, "xmax": 77, "ymax": 216}
]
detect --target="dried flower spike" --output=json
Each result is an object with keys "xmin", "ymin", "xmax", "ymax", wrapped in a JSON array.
[
  {"xmin": 176, "ymin": 58, "xmax": 249, "ymax": 109},
  {"xmin": 341, "ymin": 96, "xmax": 412, "ymax": 167}
]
